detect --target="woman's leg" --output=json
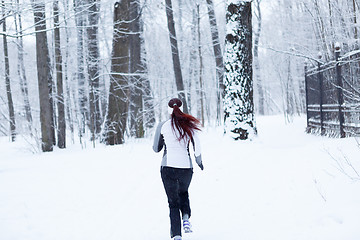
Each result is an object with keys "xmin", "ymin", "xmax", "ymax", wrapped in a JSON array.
[
  {"xmin": 178, "ymin": 168, "xmax": 193, "ymax": 218},
  {"xmin": 161, "ymin": 167, "xmax": 182, "ymax": 237}
]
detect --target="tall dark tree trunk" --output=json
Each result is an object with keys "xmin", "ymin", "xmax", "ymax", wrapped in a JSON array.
[
  {"xmin": 175, "ymin": 0, "xmax": 191, "ymax": 112},
  {"xmin": 32, "ymin": 0, "xmax": 54, "ymax": 151},
  {"xmin": 2, "ymin": 0, "xmax": 16, "ymax": 141},
  {"xmin": 87, "ymin": 0, "xmax": 102, "ymax": 140},
  {"xmin": 206, "ymin": 0, "xmax": 224, "ymax": 123},
  {"xmin": 165, "ymin": 0, "xmax": 188, "ymax": 113},
  {"xmin": 54, "ymin": 0, "xmax": 66, "ymax": 148},
  {"xmin": 74, "ymin": 0, "xmax": 88, "ymax": 136},
  {"xmin": 14, "ymin": 0, "xmax": 32, "ymax": 126},
  {"xmin": 129, "ymin": 0, "xmax": 144, "ymax": 138},
  {"xmin": 104, "ymin": 1, "xmax": 130, "ymax": 145},
  {"xmin": 224, "ymin": 1, "xmax": 256, "ymax": 140}
]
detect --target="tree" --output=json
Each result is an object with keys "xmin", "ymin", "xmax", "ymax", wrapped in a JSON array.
[
  {"xmin": 14, "ymin": 0, "xmax": 32, "ymax": 126},
  {"xmin": 74, "ymin": 0, "xmax": 88, "ymax": 137},
  {"xmin": 141, "ymin": 17, "xmax": 155, "ymax": 130},
  {"xmin": 206, "ymin": 0, "xmax": 224, "ymax": 123},
  {"xmin": 54, "ymin": 0, "xmax": 66, "ymax": 148},
  {"xmin": 189, "ymin": 7, "xmax": 199, "ymax": 118},
  {"xmin": 62, "ymin": 0, "xmax": 75, "ymax": 142},
  {"xmin": 2, "ymin": 0, "xmax": 16, "ymax": 141},
  {"xmin": 129, "ymin": 0, "xmax": 144, "ymax": 138},
  {"xmin": 104, "ymin": 1, "xmax": 130, "ymax": 145},
  {"xmin": 196, "ymin": 4, "xmax": 205, "ymax": 126},
  {"xmin": 31, "ymin": 0, "xmax": 54, "ymax": 151},
  {"xmin": 352, "ymin": 0, "xmax": 358, "ymax": 41},
  {"xmin": 165, "ymin": 0, "xmax": 188, "ymax": 113},
  {"xmin": 224, "ymin": 0, "xmax": 256, "ymax": 140},
  {"xmin": 87, "ymin": 0, "xmax": 102, "ymax": 140},
  {"xmin": 253, "ymin": 0, "xmax": 265, "ymax": 115}
]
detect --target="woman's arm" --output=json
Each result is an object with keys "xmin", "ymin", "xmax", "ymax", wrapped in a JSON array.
[
  {"xmin": 192, "ymin": 131, "xmax": 203, "ymax": 170},
  {"xmin": 152, "ymin": 122, "xmax": 165, "ymax": 152}
]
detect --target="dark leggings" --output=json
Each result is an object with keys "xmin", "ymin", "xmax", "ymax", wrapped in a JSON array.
[{"xmin": 161, "ymin": 166, "xmax": 193, "ymax": 237}]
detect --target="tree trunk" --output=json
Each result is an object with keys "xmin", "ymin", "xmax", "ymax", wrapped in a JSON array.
[
  {"xmin": 54, "ymin": 0, "xmax": 66, "ymax": 148},
  {"xmin": 189, "ymin": 8, "xmax": 197, "ymax": 117},
  {"xmin": 104, "ymin": 1, "xmax": 130, "ymax": 145},
  {"xmin": 253, "ymin": 0, "xmax": 265, "ymax": 115},
  {"xmin": 2, "ymin": 0, "xmax": 16, "ymax": 141},
  {"xmin": 197, "ymin": 5, "xmax": 205, "ymax": 126},
  {"xmin": 143, "ymin": 78, "xmax": 155, "ymax": 129},
  {"xmin": 224, "ymin": 1, "xmax": 257, "ymax": 140},
  {"xmin": 165, "ymin": 0, "xmax": 188, "ymax": 113},
  {"xmin": 326, "ymin": 0, "xmax": 335, "ymax": 57},
  {"xmin": 32, "ymin": 0, "xmax": 54, "ymax": 151},
  {"xmin": 129, "ymin": 0, "xmax": 144, "ymax": 138},
  {"xmin": 74, "ymin": 0, "xmax": 88, "ymax": 136},
  {"xmin": 140, "ymin": 18, "xmax": 155, "ymax": 130},
  {"xmin": 313, "ymin": 0, "xmax": 331, "ymax": 60},
  {"xmin": 14, "ymin": 0, "xmax": 32, "ymax": 126},
  {"xmin": 87, "ymin": 0, "xmax": 102, "ymax": 140},
  {"xmin": 285, "ymin": 57, "xmax": 295, "ymax": 118},
  {"xmin": 353, "ymin": 0, "xmax": 358, "ymax": 41},
  {"xmin": 206, "ymin": 0, "xmax": 224, "ymax": 123},
  {"xmin": 189, "ymin": 8, "xmax": 200, "ymax": 119},
  {"xmin": 63, "ymin": 0, "xmax": 74, "ymax": 143}
]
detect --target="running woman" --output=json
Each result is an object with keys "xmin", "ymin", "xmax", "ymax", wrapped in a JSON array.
[{"xmin": 153, "ymin": 98, "xmax": 204, "ymax": 240}]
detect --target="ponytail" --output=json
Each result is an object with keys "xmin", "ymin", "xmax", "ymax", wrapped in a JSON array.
[{"xmin": 168, "ymin": 98, "xmax": 201, "ymax": 142}]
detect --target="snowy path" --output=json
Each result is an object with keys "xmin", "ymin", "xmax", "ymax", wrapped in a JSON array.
[{"xmin": 1, "ymin": 116, "xmax": 360, "ymax": 240}]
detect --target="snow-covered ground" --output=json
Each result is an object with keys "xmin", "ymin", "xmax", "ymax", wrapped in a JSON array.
[{"xmin": 1, "ymin": 115, "xmax": 360, "ymax": 240}]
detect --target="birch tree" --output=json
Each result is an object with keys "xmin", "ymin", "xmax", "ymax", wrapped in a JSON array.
[
  {"xmin": 224, "ymin": 0, "xmax": 256, "ymax": 140},
  {"xmin": 253, "ymin": 0, "xmax": 265, "ymax": 115},
  {"xmin": 74, "ymin": 0, "xmax": 88, "ymax": 136},
  {"xmin": 14, "ymin": 0, "xmax": 32, "ymax": 125},
  {"xmin": 189, "ymin": 7, "xmax": 199, "ymax": 118},
  {"xmin": 62, "ymin": 0, "xmax": 74, "ymax": 142},
  {"xmin": 54, "ymin": 0, "xmax": 66, "ymax": 148},
  {"xmin": 196, "ymin": 4, "xmax": 205, "ymax": 125}
]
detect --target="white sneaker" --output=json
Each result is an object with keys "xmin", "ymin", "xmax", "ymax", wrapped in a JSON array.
[{"xmin": 183, "ymin": 219, "xmax": 192, "ymax": 233}]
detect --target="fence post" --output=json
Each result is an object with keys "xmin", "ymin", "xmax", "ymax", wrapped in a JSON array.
[
  {"xmin": 335, "ymin": 42, "xmax": 345, "ymax": 138},
  {"xmin": 317, "ymin": 53, "xmax": 324, "ymax": 135},
  {"xmin": 304, "ymin": 63, "xmax": 310, "ymax": 132}
]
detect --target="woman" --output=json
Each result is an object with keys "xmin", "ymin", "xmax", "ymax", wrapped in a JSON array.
[{"xmin": 153, "ymin": 98, "xmax": 204, "ymax": 240}]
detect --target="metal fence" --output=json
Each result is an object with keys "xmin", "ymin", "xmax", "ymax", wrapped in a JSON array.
[{"xmin": 305, "ymin": 46, "xmax": 360, "ymax": 137}]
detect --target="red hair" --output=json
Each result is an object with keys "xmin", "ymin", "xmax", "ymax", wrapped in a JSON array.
[{"xmin": 168, "ymin": 98, "xmax": 201, "ymax": 141}]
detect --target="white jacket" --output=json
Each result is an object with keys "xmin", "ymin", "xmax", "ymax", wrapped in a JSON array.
[{"xmin": 153, "ymin": 120, "xmax": 202, "ymax": 169}]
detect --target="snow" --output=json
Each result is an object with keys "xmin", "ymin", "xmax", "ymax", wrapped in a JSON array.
[{"xmin": 1, "ymin": 115, "xmax": 360, "ymax": 240}]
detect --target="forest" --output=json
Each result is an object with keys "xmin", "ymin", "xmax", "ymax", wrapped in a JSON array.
[{"xmin": 1, "ymin": 0, "xmax": 359, "ymax": 151}]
